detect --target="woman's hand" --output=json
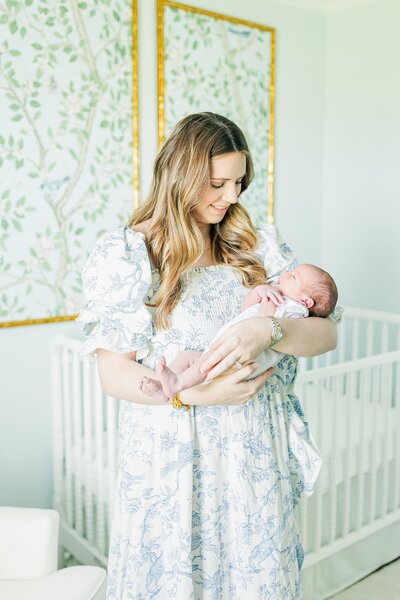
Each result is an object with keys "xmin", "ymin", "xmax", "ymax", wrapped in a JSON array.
[
  {"xmin": 200, "ymin": 318, "xmax": 273, "ymax": 381},
  {"xmin": 180, "ymin": 363, "xmax": 274, "ymax": 407},
  {"xmin": 200, "ymin": 316, "xmax": 338, "ymax": 382}
]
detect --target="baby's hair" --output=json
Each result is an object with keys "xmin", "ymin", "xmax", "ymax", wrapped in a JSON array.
[{"xmin": 306, "ymin": 266, "xmax": 338, "ymax": 318}]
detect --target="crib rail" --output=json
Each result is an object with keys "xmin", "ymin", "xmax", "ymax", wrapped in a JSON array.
[
  {"xmin": 51, "ymin": 336, "xmax": 118, "ymax": 565},
  {"xmin": 301, "ymin": 307, "xmax": 400, "ymax": 371},
  {"xmin": 296, "ymin": 349, "xmax": 400, "ymax": 563}
]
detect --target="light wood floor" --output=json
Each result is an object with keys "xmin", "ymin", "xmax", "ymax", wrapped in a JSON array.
[{"xmin": 328, "ymin": 558, "xmax": 400, "ymax": 599}]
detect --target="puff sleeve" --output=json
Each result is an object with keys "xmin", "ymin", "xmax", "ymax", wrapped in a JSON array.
[
  {"xmin": 255, "ymin": 223, "xmax": 298, "ymax": 281},
  {"xmin": 76, "ymin": 227, "xmax": 154, "ymax": 359}
]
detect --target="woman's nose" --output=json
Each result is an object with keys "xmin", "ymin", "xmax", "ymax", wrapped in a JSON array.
[{"xmin": 222, "ymin": 187, "xmax": 238, "ymax": 204}]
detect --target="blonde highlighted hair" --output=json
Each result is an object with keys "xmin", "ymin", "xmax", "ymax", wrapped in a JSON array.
[{"xmin": 129, "ymin": 112, "xmax": 266, "ymax": 329}]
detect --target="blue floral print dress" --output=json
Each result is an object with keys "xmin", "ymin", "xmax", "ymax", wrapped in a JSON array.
[{"xmin": 77, "ymin": 224, "xmax": 322, "ymax": 600}]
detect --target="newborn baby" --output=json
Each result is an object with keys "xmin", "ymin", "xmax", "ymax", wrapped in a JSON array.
[{"xmin": 139, "ymin": 263, "xmax": 338, "ymax": 402}]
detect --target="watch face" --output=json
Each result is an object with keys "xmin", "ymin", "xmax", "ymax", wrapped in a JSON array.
[{"xmin": 272, "ymin": 320, "xmax": 283, "ymax": 342}]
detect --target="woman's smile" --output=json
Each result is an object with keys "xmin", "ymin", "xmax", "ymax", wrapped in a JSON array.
[
  {"xmin": 210, "ymin": 204, "xmax": 229, "ymax": 213},
  {"xmin": 191, "ymin": 152, "xmax": 247, "ymax": 226}
]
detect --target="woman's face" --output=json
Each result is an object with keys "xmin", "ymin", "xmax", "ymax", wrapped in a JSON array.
[{"xmin": 191, "ymin": 152, "xmax": 247, "ymax": 226}]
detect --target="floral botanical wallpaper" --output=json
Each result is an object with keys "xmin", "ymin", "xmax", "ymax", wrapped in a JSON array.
[
  {"xmin": 0, "ymin": 0, "xmax": 133, "ymax": 324},
  {"xmin": 162, "ymin": 4, "xmax": 274, "ymax": 227}
]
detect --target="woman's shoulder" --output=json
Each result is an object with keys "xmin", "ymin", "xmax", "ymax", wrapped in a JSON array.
[{"xmin": 130, "ymin": 218, "xmax": 152, "ymax": 239}]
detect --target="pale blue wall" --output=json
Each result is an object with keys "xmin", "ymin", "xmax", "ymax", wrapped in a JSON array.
[
  {"xmin": 0, "ymin": 321, "xmax": 79, "ymax": 507},
  {"xmin": 322, "ymin": 0, "xmax": 400, "ymax": 312}
]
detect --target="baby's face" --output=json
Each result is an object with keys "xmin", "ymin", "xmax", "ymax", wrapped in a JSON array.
[{"xmin": 276, "ymin": 265, "xmax": 319, "ymax": 302}]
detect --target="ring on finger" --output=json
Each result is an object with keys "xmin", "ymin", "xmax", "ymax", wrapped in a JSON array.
[{"xmin": 234, "ymin": 360, "xmax": 242, "ymax": 369}]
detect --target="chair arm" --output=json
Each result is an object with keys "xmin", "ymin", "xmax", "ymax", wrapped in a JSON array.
[{"xmin": 0, "ymin": 507, "xmax": 59, "ymax": 580}]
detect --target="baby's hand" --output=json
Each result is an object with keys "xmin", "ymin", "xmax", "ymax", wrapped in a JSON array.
[{"xmin": 255, "ymin": 284, "xmax": 284, "ymax": 306}]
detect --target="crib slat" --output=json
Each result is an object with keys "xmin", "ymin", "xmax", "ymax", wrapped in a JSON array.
[
  {"xmin": 72, "ymin": 351, "xmax": 84, "ymax": 535},
  {"xmin": 339, "ymin": 323, "xmax": 346, "ymax": 363},
  {"xmin": 62, "ymin": 348, "xmax": 73, "ymax": 527},
  {"xmin": 329, "ymin": 376, "xmax": 339, "ymax": 545},
  {"xmin": 313, "ymin": 379, "xmax": 325, "ymax": 552},
  {"xmin": 380, "ymin": 363, "xmax": 391, "ymax": 518},
  {"xmin": 342, "ymin": 370, "xmax": 353, "ymax": 537},
  {"xmin": 356, "ymin": 367, "xmax": 368, "ymax": 531},
  {"xmin": 381, "ymin": 322, "xmax": 389, "ymax": 354},
  {"xmin": 94, "ymin": 370, "xmax": 106, "ymax": 555},
  {"xmin": 395, "ymin": 360, "xmax": 400, "ymax": 511},
  {"xmin": 301, "ymin": 380, "xmax": 313, "ymax": 551},
  {"xmin": 106, "ymin": 389, "xmax": 118, "ymax": 534},
  {"xmin": 352, "ymin": 318, "xmax": 360, "ymax": 361},
  {"xmin": 326, "ymin": 345, "xmax": 334, "ymax": 367},
  {"xmin": 366, "ymin": 320, "xmax": 374, "ymax": 357},
  {"xmin": 51, "ymin": 347, "xmax": 63, "ymax": 515},
  {"xmin": 368, "ymin": 366, "xmax": 379, "ymax": 525},
  {"xmin": 83, "ymin": 357, "xmax": 95, "ymax": 545}
]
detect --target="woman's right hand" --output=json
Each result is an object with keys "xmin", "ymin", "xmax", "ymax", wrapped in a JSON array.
[{"xmin": 180, "ymin": 363, "xmax": 274, "ymax": 407}]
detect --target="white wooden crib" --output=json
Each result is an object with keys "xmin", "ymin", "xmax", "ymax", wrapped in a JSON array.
[{"xmin": 51, "ymin": 307, "xmax": 400, "ymax": 599}]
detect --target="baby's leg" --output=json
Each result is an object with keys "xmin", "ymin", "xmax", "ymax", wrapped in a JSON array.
[
  {"xmin": 138, "ymin": 376, "xmax": 169, "ymax": 403},
  {"xmin": 157, "ymin": 350, "xmax": 211, "ymax": 397},
  {"xmin": 168, "ymin": 349, "xmax": 201, "ymax": 372},
  {"xmin": 139, "ymin": 350, "xmax": 205, "ymax": 401}
]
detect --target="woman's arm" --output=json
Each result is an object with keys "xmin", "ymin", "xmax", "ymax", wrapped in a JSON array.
[
  {"xmin": 273, "ymin": 316, "xmax": 337, "ymax": 356},
  {"xmin": 96, "ymin": 347, "xmax": 273, "ymax": 406},
  {"xmin": 200, "ymin": 316, "xmax": 337, "ymax": 381},
  {"xmin": 96, "ymin": 349, "xmax": 166, "ymax": 405}
]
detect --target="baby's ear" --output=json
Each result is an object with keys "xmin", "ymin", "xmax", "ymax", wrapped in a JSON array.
[{"xmin": 303, "ymin": 297, "xmax": 314, "ymax": 309}]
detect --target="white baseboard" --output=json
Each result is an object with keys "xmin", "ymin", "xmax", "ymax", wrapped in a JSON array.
[{"xmin": 302, "ymin": 518, "xmax": 400, "ymax": 599}]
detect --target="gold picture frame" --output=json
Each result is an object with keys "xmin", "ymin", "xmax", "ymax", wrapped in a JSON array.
[{"xmin": 157, "ymin": 0, "xmax": 275, "ymax": 225}]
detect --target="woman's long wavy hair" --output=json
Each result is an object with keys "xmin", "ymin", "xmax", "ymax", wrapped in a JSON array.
[{"xmin": 129, "ymin": 112, "xmax": 267, "ymax": 329}]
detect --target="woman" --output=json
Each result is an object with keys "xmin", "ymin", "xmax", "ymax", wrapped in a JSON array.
[{"xmin": 78, "ymin": 112, "xmax": 337, "ymax": 599}]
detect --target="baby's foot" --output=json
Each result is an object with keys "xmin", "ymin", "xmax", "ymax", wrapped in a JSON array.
[
  {"xmin": 156, "ymin": 356, "xmax": 181, "ymax": 398},
  {"xmin": 138, "ymin": 376, "xmax": 168, "ymax": 402}
]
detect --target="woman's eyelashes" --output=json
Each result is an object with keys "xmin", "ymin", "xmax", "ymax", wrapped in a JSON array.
[{"xmin": 211, "ymin": 180, "xmax": 243, "ymax": 189}]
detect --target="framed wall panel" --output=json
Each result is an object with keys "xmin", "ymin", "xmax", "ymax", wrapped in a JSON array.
[
  {"xmin": 157, "ymin": 0, "xmax": 275, "ymax": 226},
  {"xmin": 0, "ymin": 0, "xmax": 139, "ymax": 327}
]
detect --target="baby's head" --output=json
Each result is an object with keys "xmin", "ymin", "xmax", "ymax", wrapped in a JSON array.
[{"xmin": 276, "ymin": 264, "xmax": 338, "ymax": 318}]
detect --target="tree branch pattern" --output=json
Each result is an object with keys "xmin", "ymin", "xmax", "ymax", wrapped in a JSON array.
[
  {"xmin": 163, "ymin": 6, "xmax": 273, "ymax": 228},
  {"xmin": 0, "ymin": 0, "xmax": 133, "ymax": 323}
]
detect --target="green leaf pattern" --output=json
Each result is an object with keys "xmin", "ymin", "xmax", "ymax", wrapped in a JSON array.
[
  {"xmin": 164, "ymin": 7, "xmax": 273, "ymax": 226},
  {"xmin": 0, "ymin": 0, "xmax": 133, "ymax": 323}
]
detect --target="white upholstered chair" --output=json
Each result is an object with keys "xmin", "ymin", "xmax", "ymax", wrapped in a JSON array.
[{"xmin": 0, "ymin": 507, "xmax": 106, "ymax": 600}]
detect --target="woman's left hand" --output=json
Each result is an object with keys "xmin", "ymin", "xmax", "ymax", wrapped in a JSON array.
[{"xmin": 200, "ymin": 317, "xmax": 273, "ymax": 381}]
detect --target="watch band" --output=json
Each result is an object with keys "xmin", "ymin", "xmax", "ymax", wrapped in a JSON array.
[{"xmin": 268, "ymin": 316, "xmax": 283, "ymax": 348}]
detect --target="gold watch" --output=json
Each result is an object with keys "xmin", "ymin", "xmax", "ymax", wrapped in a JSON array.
[{"xmin": 267, "ymin": 316, "xmax": 283, "ymax": 348}]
